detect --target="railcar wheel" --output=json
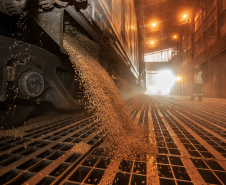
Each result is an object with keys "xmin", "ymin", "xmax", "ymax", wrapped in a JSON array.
[{"xmin": 0, "ymin": 102, "xmax": 34, "ymax": 130}]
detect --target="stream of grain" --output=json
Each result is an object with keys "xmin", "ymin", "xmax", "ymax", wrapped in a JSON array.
[{"xmin": 63, "ymin": 32, "xmax": 155, "ymax": 161}]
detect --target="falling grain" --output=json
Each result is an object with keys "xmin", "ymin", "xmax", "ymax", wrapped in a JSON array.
[{"xmin": 63, "ymin": 32, "xmax": 155, "ymax": 161}]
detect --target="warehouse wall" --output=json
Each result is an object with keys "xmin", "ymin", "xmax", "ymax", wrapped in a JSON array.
[{"xmin": 172, "ymin": 0, "xmax": 226, "ymax": 98}]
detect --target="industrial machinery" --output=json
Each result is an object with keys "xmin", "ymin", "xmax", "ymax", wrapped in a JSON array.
[{"xmin": 0, "ymin": 0, "xmax": 146, "ymax": 129}]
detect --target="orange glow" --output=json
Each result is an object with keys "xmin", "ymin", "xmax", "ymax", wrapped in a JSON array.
[
  {"xmin": 174, "ymin": 35, "xmax": 177, "ymax": 39},
  {"xmin": 177, "ymin": 76, "xmax": 182, "ymax": 81},
  {"xmin": 152, "ymin": 23, "xmax": 156, "ymax": 27},
  {"xmin": 151, "ymin": 41, "xmax": 154, "ymax": 45},
  {"xmin": 183, "ymin": 15, "xmax": 187, "ymax": 19}
]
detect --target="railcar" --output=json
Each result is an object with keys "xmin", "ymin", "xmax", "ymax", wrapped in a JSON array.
[{"xmin": 0, "ymin": 0, "xmax": 146, "ymax": 129}]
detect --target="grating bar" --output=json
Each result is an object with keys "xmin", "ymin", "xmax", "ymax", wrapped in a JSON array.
[
  {"xmin": 152, "ymin": 96, "xmax": 226, "ymax": 185},
  {"xmin": 0, "ymin": 113, "xmax": 104, "ymax": 184},
  {"xmin": 1, "ymin": 95, "xmax": 226, "ymax": 185}
]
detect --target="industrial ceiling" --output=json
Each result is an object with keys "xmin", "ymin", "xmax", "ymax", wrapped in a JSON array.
[{"xmin": 134, "ymin": 0, "xmax": 202, "ymax": 54}]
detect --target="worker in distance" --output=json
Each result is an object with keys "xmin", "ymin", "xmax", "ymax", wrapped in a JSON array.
[{"xmin": 190, "ymin": 65, "xmax": 205, "ymax": 101}]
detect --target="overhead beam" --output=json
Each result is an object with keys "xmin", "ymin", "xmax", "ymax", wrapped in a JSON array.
[
  {"xmin": 144, "ymin": 41, "xmax": 177, "ymax": 54},
  {"xmin": 134, "ymin": 0, "xmax": 167, "ymax": 10},
  {"xmin": 138, "ymin": 5, "xmax": 179, "ymax": 21},
  {"xmin": 146, "ymin": 62, "xmax": 173, "ymax": 71}
]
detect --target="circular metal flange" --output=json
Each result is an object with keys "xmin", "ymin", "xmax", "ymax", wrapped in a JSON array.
[{"xmin": 19, "ymin": 72, "xmax": 44, "ymax": 97}]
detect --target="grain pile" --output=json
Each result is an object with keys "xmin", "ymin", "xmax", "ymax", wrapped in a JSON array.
[
  {"xmin": 71, "ymin": 142, "xmax": 91, "ymax": 154},
  {"xmin": 63, "ymin": 32, "xmax": 154, "ymax": 160}
]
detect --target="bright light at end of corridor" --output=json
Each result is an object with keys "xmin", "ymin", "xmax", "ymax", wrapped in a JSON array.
[
  {"xmin": 157, "ymin": 71, "xmax": 177, "ymax": 94},
  {"xmin": 177, "ymin": 76, "xmax": 181, "ymax": 81},
  {"xmin": 146, "ymin": 70, "xmax": 177, "ymax": 95}
]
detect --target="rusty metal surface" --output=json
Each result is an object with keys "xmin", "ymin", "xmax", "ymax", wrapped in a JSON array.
[
  {"xmin": 97, "ymin": 0, "xmax": 139, "ymax": 76},
  {"xmin": 0, "ymin": 104, "xmax": 148, "ymax": 185},
  {"xmin": 30, "ymin": 8, "xmax": 64, "ymax": 48},
  {"xmin": 153, "ymin": 96, "xmax": 226, "ymax": 185},
  {"xmin": 0, "ymin": 36, "xmax": 81, "ymax": 107},
  {"xmin": 0, "ymin": 95, "xmax": 226, "ymax": 184}
]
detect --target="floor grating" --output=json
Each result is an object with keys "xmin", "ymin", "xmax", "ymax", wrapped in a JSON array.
[{"xmin": 0, "ymin": 95, "xmax": 225, "ymax": 184}]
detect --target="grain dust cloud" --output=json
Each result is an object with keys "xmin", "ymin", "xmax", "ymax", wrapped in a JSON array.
[{"xmin": 63, "ymin": 30, "xmax": 155, "ymax": 161}]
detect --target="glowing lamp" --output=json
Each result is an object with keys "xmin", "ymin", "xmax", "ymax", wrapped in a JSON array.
[{"xmin": 177, "ymin": 76, "xmax": 181, "ymax": 81}]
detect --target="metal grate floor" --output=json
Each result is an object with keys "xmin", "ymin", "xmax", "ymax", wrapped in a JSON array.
[{"xmin": 0, "ymin": 95, "xmax": 226, "ymax": 185}]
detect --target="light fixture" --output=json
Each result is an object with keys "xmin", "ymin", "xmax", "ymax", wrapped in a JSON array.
[
  {"xmin": 174, "ymin": 35, "xmax": 177, "ymax": 39},
  {"xmin": 183, "ymin": 15, "xmax": 187, "ymax": 19},
  {"xmin": 152, "ymin": 23, "xmax": 156, "ymax": 27},
  {"xmin": 151, "ymin": 41, "xmax": 154, "ymax": 45},
  {"xmin": 177, "ymin": 76, "xmax": 181, "ymax": 81}
]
